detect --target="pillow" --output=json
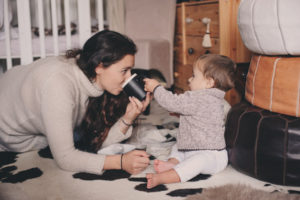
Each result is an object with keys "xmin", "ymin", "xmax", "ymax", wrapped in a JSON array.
[{"xmin": 245, "ymin": 54, "xmax": 300, "ymax": 117}]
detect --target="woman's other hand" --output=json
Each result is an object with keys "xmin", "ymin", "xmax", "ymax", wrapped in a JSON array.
[
  {"xmin": 122, "ymin": 92, "xmax": 151, "ymax": 124},
  {"xmin": 122, "ymin": 150, "xmax": 150, "ymax": 174}
]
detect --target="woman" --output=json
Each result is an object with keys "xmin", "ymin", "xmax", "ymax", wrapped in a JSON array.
[{"xmin": 0, "ymin": 30, "xmax": 151, "ymax": 175}]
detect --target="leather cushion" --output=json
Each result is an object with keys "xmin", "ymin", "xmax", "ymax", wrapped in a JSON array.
[
  {"xmin": 225, "ymin": 101, "xmax": 300, "ymax": 186},
  {"xmin": 245, "ymin": 54, "xmax": 300, "ymax": 117},
  {"xmin": 238, "ymin": 0, "xmax": 300, "ymax": 55}
]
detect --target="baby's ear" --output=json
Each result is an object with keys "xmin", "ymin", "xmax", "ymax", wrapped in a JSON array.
[{"xmin": 207, "ymin": 77, "xmax": 215, "ymax": 88}]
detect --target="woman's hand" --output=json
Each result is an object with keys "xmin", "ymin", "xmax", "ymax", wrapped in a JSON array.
[
  {"xmin": 122, "ymin": 92, "xmax": 151, "ymax": 124},
  {"xmin": 103, "ymin": 150, "xmax": 149, "ymax": 174},
  {"xmin": 122, "ymin": 150, "xmax": 150, "ymax": 174}
]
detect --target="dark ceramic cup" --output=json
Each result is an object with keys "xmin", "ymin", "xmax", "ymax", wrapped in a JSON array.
[{"xmin": 122, "ymin": 73, "xmax": 146, "ymax": 101}]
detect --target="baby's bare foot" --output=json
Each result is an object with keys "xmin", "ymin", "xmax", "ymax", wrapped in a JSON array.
[
  {"xmin": 154, "ymin": 159, "xmax": 175, "ymax": 173},
  {"xmin": 146, "ymin": 173, "xmax": 159, "ymax": 189}
]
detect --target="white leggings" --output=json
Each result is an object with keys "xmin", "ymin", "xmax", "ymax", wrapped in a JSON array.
[{"xmin": 169, "ymin": 144, "xmax": 228, "ymax": 182}]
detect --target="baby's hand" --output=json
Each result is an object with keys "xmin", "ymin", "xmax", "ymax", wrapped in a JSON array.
[{"xmin": 144, "ymin": 78, "xmax": 160, "ymax": 93}]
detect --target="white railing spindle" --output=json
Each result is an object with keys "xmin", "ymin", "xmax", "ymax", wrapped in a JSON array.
[
  {"xmin": 2, "ymin": 0, "xmax": 106, "ymax": 68},
  {"xmin": 51, "ymin": 0, "xmax": 59, "ymax": 55},
  {"xmin": 16, "ymin": 0, "xmax": 33, "ymax": 65},
  {"xmin": 4, "ymin": 0, "xmax": 12, "ymax": 70},
  {"xmin": 78, "ymin": 0, "xmax": 91, "ymax": 47},
  {"xmin": 97, "ymin": 0, "xmax": 104, "ymax": 31},
  {"xmin": 64, "ymin": 0, "xmax": 72, "ymax": 50},
  {"xmin": 37, "ymin": 0, "xmax": 46, "ymax": 58}
]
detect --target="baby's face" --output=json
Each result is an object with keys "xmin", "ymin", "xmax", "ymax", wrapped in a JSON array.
[{"xmin": 188, "ymin": 62, "xmax": 214, "ymax": 91}]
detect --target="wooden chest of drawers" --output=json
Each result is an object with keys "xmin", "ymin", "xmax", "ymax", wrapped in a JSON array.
[{"xmin": 174, "ymin": 0, "xmax": 251, "ymax": 105}]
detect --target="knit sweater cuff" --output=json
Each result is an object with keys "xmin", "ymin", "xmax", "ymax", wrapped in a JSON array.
[
  {"xmin": 85, "ymin": 153, "xmax": 106, "ymax": 175},
  {"xmin": 101, "ymin": 120, "xmax": 133, "ymax": 148},
  {"xmin": 153, "ymin": 85, "xmax": 163, "ymax": 94}
]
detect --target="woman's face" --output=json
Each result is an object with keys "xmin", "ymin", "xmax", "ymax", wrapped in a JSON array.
[{"xmin": 95, "ymin": 54, "xmax": 134, "ymax": 95}]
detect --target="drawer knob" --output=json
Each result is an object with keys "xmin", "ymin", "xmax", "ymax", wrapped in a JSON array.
[
  {"xmin": 174, "ymin": 72, "xmax": 179, "ymax": 78},
  {"xmin": 188, "ymin": 48, "xmax": 194, "ymax": 55},
  {"xmin": 202, "ymin": 17, "xmax": 211, "ymax": 25},
  {"xmin": 185, "ymin": 17, "xmax": 193, "ymax": 24}
]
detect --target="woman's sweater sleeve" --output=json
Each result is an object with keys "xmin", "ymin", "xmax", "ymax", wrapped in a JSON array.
[
  {"xmin": 40, "ymin": 76, "xmax": 106, "ymax": 175},
  {"xmin": 101, "ymin": 119, "xmax": 133, "ymax": 148}
]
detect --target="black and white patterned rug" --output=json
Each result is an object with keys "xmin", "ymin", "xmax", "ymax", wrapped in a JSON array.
[{"xmin": 1, "ymin": 100, "xmax": 299, "ymax": 200}]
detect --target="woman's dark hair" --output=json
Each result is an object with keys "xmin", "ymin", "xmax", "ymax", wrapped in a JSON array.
[
  {"xmin": 66, "ymin": 30, "xmax": 137, "ymax": 80},
  {"xmin": 66, "ymin": 30, "xmax": 137, "ymax": 152}
]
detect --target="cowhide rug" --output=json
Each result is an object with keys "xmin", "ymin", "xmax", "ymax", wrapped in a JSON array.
[
  {"xmin": 1, "ymin": 147, "xmax": 299, "ymax": 200},
  {"xmin": 1, "ymin": 100, "xmax": 300, "ymax": 200}
]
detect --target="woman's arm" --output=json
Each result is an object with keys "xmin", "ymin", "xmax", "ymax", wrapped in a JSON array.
[
  {"xmin": 101, "ymin": 119, "xmax": 133, "ymax": 148},
  {"xmin": 121, "ymin": 92, "xmax": 151, "ymax": 129},
  {"xmin": 41, "ymin": 73, "xmax": 151, "ymax": 175},
  {"xmin": 41, "ymin": 92, "xmax": 107, "ymax": 174},
  {"xmin": 103, "ymin": 93, "xmax": 152, "ymax": 174},
  {"xmin": 102, "ymin": 92, "xmax": 151, "ymax": 147}
]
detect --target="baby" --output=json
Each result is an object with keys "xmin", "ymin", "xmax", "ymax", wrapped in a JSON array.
[{"xmin": 144, "ymin": 54, "xmax": 236, "ymax": 189}]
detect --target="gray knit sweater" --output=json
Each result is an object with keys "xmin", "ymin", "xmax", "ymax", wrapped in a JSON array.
[
  {"xmin": 0, "ymin": 56, "xmax": 132, "ymax": 174},
  {"xmin": 154, "ymin": 86, "xmax": 226, "ymax": 151}
]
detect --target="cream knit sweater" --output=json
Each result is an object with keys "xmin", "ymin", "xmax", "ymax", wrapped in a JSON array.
[{"xmin": 0, "ymin": 56, "xmax": 132, "ymax": 174}]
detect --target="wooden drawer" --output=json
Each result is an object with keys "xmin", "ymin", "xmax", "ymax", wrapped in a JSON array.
[
  {"xmin": 176, "ymin": 1, "xmax": 219, "ymax": 38},
  {"xmin": 174, "ymin": 35, "xmax": 220, "ymax": 65},
  {"xmin": 173, "ymin": 0, "xmax": 252, "ymax": 106},
  {"xmin": 175, "ymin": 5, "xmax": 183, "ymax": 34},
  {"xmin": 185, "ymin": 35, "xmax": 220, "ymax": 64},
  {"xmin": 174, "ymin": 63, "xmax": 193, "ymax": 91},
  {"xmin": 174, "ymin": 35, "xmax": 184, "ymax": 63}
]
